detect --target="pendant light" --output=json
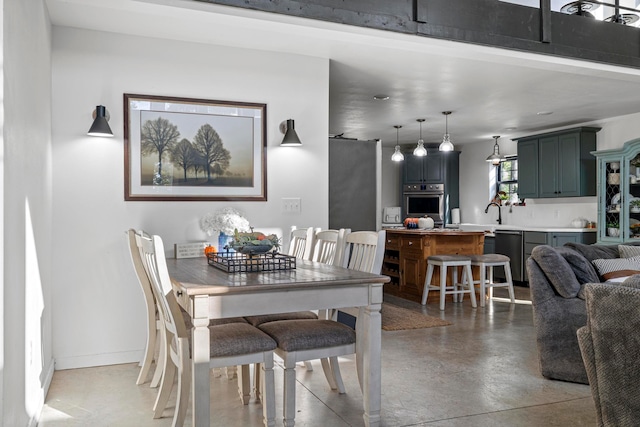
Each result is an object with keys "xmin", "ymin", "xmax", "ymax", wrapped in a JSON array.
[
  {"xmin": 439, "ymin": 111, "xmax": 455, "ymax": 152},
  {"xmin": 413, "ymin": 119, "xmax": 427, "ymax": 156},
  {"xmin": 391, "ymin": 125, "xmax": 404, "ymax": 162},
  {"xmin": 486, "ymin": 135, "xmax": 505, "ymax": 165}
]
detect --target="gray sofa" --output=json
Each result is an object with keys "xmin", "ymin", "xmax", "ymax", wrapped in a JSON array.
[{"xmin": 526, "ymin": 242, "xmax": 640, "ymax": 384}]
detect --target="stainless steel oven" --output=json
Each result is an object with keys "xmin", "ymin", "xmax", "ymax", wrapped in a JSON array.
[{"xmin": 403, "ymin": 183, "xmax": 444, "ymax": 224}]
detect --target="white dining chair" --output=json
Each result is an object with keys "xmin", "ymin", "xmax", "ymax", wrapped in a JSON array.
[
  {"xmin": 126, "ymin": 229, "xmax": 164, "ymax": 387},
  {"xmin": 312, "ymin": 228, "xmax": 349, "ymax": 266},
  {"xmin": 287, "ymin": 226, "xmax": 316, "ymax": 260},
  {"xmin": 246, "ymin": 225, "xmax": 320, "ymax": 376},
  {"xmin": 258, "ymin": 230, "xmax": 386, "ymax": 427},
  {"xmin": 340, "ymin": 230, "xmax": 386, "ymax": 274},
  {"xmin": 136, "ymin": 232, "xmax": 277, "ymax": 427}
]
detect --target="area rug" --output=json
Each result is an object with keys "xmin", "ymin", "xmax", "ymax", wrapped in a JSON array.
[{"xmin": 381, "ymin": 303, "xmax": 452, "ymax": 331}]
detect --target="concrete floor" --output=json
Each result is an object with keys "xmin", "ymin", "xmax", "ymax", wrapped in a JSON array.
[{"xmin": 39, "ymin": 289, "xmax": 596, "ymax": 426}]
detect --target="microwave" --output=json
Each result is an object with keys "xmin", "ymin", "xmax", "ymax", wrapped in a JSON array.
[{"xmin": 403, "ymin": 184, "xmax": 445, "ymax": 224}]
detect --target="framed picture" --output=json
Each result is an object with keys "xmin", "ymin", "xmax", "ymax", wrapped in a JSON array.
[{"xmin": 124, "ymin": 93, "xmax": 267, "ymax": 201}]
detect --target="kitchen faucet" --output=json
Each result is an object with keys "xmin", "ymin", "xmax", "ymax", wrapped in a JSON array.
[{"xmin": 485, "ymin": 202, "xmax": 502, "ymax": 225}]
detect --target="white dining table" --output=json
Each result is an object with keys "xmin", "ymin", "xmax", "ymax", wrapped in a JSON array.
[{"xmin": 166, "ymin": 256, "xmax": 389, "ymax": 427}]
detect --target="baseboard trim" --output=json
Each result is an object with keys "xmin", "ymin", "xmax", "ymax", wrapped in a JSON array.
[
  {"xmin": 55, "ymin": 350, "xmax": 142, "ymax": 370},
  {"xmin": 30, "ymin": 358, "xmax": 55, "ymax": 427}
]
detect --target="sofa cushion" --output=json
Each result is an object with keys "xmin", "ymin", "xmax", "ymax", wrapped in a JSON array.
[
  {"xmin": 619, "ymin": 245, "xmax": 640, "ymax": 258},
  {"xmin": 530, "ymin": 245, "xmax": 581, "ymax": 298},
  {"xmin": 563, "ymin": 242, "xmax": 620, "ymax": 261},
  {"xmin": 591, "ymin": 256, "xmax": 640, "ymax": 280},
  {"xmin": 556, "ymin": 247, "xmax": 600, "ymax": 284}
]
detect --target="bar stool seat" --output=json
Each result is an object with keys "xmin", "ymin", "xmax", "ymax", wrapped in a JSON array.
[
  {"xmin": 466, "ymin": 253, "xmax": 515, "ymax": 307},
  {"xmin": 421, "ymin": 255, "xmax": 477, "ymax": 311}
]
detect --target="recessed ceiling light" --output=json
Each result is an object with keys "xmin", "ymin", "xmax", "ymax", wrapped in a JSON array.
[
  {"xmin": 536, "ymin": 111, "xmax": 553, "ymax": 115},
  {"xmin": 373, "ymin": 94, "xmax": 390, "ymax": 100},
  {"xmin": 504, "ymin": 127, "xmax": 518, "ymax": 131}
]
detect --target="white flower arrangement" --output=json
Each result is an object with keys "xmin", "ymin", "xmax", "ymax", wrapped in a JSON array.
[{"xmin": 199, "ymin": 207, "xmax": 251, "ymax": 236}]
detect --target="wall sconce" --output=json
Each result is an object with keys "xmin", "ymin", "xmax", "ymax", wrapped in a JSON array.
[
  {"xmin": 280, "ymin": 119, "xmax": 302, "ymax": 146},
  {"xmin": 87, "ymin": 105, "xmax": 113, "ymax": 137}
]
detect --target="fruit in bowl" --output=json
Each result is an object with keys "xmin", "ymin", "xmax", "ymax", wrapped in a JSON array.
[{"xmin": 229, "ymin": 230, "xmax": 280, "ymax": 254}]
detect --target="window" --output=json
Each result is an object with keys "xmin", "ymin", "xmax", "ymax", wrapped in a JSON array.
[{"xmin": 497, "ymin": 156, "xmax": 518, "ymax": 203}]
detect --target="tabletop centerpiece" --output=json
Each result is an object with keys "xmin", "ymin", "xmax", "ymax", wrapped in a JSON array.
[{"xmin": 229, "ymin": 229, "xmax": 280, "ymax": 255}]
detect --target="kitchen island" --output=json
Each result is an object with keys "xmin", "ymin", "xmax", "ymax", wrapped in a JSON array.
[{"xmin": 382, "ymin": 229, "xmax": 485, "ymax": 303}]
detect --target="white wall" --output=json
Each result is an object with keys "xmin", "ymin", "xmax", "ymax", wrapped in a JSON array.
[
  {"xmin": 3, "ymin": 0, "xmax": 54, "ymax": 425},
  {"xmin": 51, "ymin": 27, "xmax": 329, "ymax": 369}
]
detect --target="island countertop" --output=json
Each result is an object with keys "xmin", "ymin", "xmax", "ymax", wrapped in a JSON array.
[{"xmin": 384, "ymin": 228, "xmax": 485, "ymax": 236}]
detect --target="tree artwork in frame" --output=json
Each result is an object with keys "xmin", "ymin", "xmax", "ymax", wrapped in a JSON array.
[{"xmin": 124, "ymin": 93, "xmax": 267, "ymax": 201}]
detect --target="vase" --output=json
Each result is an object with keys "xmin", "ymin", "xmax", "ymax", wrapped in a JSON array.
[{"xmin": 217, "ymin": 232, "xmax": 234, "ymax": 252}]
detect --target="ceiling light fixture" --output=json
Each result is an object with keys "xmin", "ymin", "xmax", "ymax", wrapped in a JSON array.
[
  {"xmin": 486, "ymin": 135, "xmax": 505, "ymax": 166},
  {"xmin": 413, "ymin": 119, "xmax": 427, "ymax": 157},
  {"xmin": 439, "ymin": 111, "xmax": 454, "ymax": 152},
  {"xmin": 391, "ymin": 125, "xmax": 404, "ymax": 162},
  {"xmin": 373, "ymin": 94, "xmax": 390, "ymax": 101},
  {"xmin": 87, "ymin": 105, "xmax": 114, "ymax": 137}
]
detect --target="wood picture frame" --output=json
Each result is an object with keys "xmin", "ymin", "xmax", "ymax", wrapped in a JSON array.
[{"xmin": 124, "ymin": 93, "xmax": 267, "ymax": 201}]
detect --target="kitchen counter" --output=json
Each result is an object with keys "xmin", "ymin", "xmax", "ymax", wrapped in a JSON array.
[{"xmin": 457, "ymin": 223, "xmax": 597, "ymax": 234}]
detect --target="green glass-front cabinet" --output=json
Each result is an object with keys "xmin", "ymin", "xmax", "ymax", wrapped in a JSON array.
[{"xmin": 593, "ymin": 138, "xmax": 640, "ymax": 243}]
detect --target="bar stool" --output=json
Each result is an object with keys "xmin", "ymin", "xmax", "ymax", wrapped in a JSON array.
[
  {"xmin": 466, "ymin": 254, "xmax": 515, "ymax": 307},
  {"xmin": 421, "ymin": 255, "xmax": 477, "ymax": 311}
]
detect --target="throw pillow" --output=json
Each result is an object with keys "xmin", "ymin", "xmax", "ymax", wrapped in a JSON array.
[
  {"xmin": 556, "ymin": 247, "xmax": 600, "ymax": 284},
  {"xmin": 591, "ymin": 256, "xmax": 640, "ymax": 280},
  {"xmin": 619, "ymin": 245, "xmax": 640, "ymax": 258},
  {"xmin": 530, "ymin": 245, "xmax": 581, "ymax": 298}
]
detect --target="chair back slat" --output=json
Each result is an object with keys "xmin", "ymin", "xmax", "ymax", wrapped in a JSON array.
[{"xmin": 342, "ymin": 230, "xmax": 386, "ymax": 274}]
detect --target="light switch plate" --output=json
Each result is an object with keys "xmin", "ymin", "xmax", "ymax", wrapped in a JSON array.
[{"xmin": 282, "ymin": 197, "xmax": 301, "ymax": 213}]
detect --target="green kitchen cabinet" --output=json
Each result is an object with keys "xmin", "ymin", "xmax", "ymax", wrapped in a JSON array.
[
  {"xmin": 517, "ymin": 139, "xmax": 539, "ymax": 199},
  {"xmin": 522, "ymin": 231, "xmax": 596, "ymax": 281},
  {"xmin": 516, "ymin": 127, "xmax": 599, "ymax": 199},
  {"xmin": 403, "ymin": 151, "xmax": 444, "ymax": 184}
]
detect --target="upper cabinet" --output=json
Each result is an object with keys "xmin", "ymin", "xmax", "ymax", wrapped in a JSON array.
[
  {"xmin": 404, "ymin": 151, "xmax": 444, "ymax": 184},
  {"xmin": 593, "ymin": 138, "xmax": 640, "ymax": 243},
  {"xmin": 516, "ymin": 127, "xmax": 600, "ymax": 199}
]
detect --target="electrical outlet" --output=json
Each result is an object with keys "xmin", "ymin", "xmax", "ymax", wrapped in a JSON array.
[{"xmin": 282, "ymin": 198, "xmax": 301, "ymax": 213}]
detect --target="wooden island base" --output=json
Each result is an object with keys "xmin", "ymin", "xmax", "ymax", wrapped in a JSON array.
[{"xmin": 381, "ymin": 229, "xmax": 485, "ymax": 304}]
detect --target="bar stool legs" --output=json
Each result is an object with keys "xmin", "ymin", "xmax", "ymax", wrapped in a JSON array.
[
  {"xmin": 468, "ymin": 254, "xmax": 516, "ymax": 307},
  {"xmin": 421, "ymin": 255, "xmax": 477, "ymax": 311}
]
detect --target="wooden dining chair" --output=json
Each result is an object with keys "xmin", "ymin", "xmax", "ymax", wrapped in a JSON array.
[
  {"xmin": 311, "ymin": 228, "xmax": 349, "ymax": 266},
  {"xmin": 245, "ymin": 225, "xmax": 320, "ymax": 371},
  {"xmin": 136, "ymin": 233, "xmax": 277, "ymax": 427},
  {"xmin": 287, "ymin": 226, "xmax": 316, "ymax": 260},
  {"xmin": 341, "ymin": 230, "xmax": 386, "ymax": 274},
  {"xmin": 125, "ymin": 229, "xmax": 164, "ymax": 387},
  {"xmin": 257, "ymin": 230, "xmax": 386, "ymax": 427}
]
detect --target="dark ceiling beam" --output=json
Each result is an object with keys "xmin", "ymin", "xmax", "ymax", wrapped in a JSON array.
[{"xmin": 194, "ymin": 0, "xmax": 640, "ymax": 69}]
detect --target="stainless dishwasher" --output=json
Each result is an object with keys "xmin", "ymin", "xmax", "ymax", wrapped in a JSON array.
[{"xmin": 494, "ymin": 230, "xmax": 524, "ymax": 283}]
